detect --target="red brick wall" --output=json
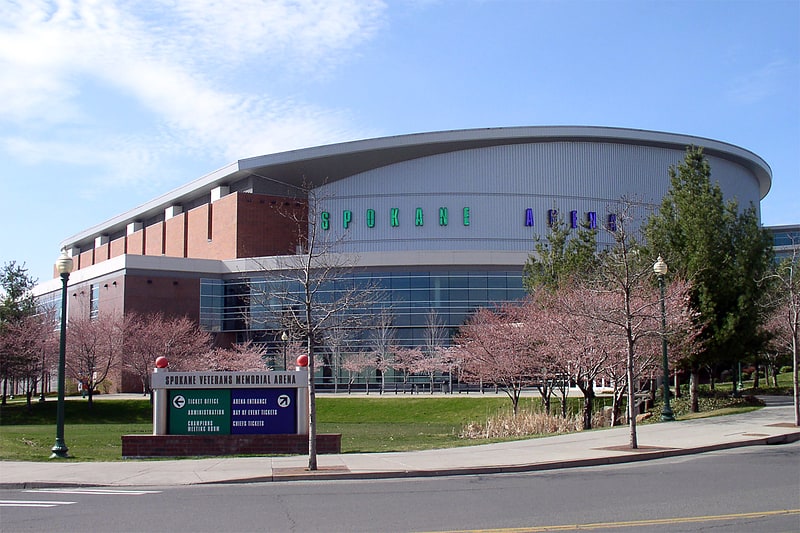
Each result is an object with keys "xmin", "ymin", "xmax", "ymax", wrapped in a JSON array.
[
  {"xmin": 164, "ymin": 213, "xmax": 187, "ymax": 258},
  {"xmin": 236, "ymin": 193, "xmax": 307, "ymax": 257},
  {"xmin": 67, "ymin": 192, "xmax": 307, "ymax": 276},
  {"xmin": 99, "ymin": 276, "xmax": 125, "ymax": 316},
  {"xmin": 127, "ymin": 229, "xmax": 144, "ymax": 256},
  {"xmin": 186, "ymin": 203, "xmax": 212, "ymax": 258},
  {"xmin": 110, "ymin": 237, "xmax": 126, "ymax": 258},
  {"xmin": 210, "ymin": 193, "xmax": 238, "ymax": 258},
  {"xmin": 124, "ymin": 275, "xmax": 200, "ymax": 321},
  {"xmin": 95, "ymin": 243, "xmax": 110, "ymax": 263},
  {"xmin": 79, "ymin": 249, "xmax": 94, "ymax": 269},
  {"xmin": 121, "ymin": 434, "xmax": 342, "ymax": 458},
  {"xmin": 145, "ymin": 222, "xmax": 165, "ymax": 256},
  {"xmin": 185, "ymin": 196, "xmax": 238, "ymax": 260}
]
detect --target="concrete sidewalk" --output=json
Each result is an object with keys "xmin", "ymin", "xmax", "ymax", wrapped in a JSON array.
[{"xmin": 1, "ymin": 397, "xmax": 798, "ymax": 488}]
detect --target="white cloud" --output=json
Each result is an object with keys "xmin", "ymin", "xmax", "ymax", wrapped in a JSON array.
[
  {"xmin": 0, "ymin": 0, "xmax": 387, "ymax": 192},
  {"xmin": 726, "ymin": 59, "xmax": 792, "ymax": 105}
]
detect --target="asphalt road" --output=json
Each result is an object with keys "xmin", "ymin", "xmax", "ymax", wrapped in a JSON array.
[{"xmin": 2, "ymin": 443, "xmax": 798, "ymax": 533}]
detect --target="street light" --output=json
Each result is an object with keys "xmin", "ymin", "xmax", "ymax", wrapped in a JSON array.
[
  {"xmin": 281, "ymin": 331, "xmax": 289, "ymax": 370},
  {"xmin": 653, "ymin": 256, "xmax": 675, "ymax": 422},
  {"xmin": 51, "ymin": 249, "xmax": 73, "ymax": 458}
]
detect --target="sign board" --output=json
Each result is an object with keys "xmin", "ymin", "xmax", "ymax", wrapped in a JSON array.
[
  {"xmin": 152, "ymin": 369, "xmax": 308, "ymax": 436},
  {"xmin": 169, "ymin": 389, "xmax": 230, "ymax": 435},
  {"xmin": 167, "ymin": 388, "xmax": 298, "ymax": 435},
  {"xmin": 152, "ymin": 371, "xmax": 306, "ymax": 389}
]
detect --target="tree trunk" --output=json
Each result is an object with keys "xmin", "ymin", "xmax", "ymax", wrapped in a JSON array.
[
  {"xmin": 307, "ymin": 336, "xmax": 317, "ymax": 471},
  {"xmin": 626, "ymin": 369, "xmax": 638, "ymax": 449},
  {"xmin": 580, "ymin": 384, "xmax": 595, "ymax": 430},
  {"xmin": 690, "ymin": 368, "xmax": 700, "ymax": 413},
  {"xmin": 611, "ymin": 387, "xmax": 624, "ymax": 427},
  {"xmin": 538, "ymin": 384, "xmax": 551, "ymax": 415},
  {"xmin": 648, "ymin": 378, "xmax": 656, "ymax": 410},
  {"xmin": 793, "ymin": 329, "xmax": 799, "ymax": 427}
]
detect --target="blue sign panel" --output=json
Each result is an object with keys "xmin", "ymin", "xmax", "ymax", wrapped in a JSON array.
[{"xmin": 230, "ymin": 388, "xmax": 296, "ymax": 434}]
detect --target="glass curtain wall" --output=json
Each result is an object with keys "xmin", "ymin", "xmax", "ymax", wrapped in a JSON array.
[{"xmin": 200, "ymin": 270, "xmax": 525, "ymax": 390}]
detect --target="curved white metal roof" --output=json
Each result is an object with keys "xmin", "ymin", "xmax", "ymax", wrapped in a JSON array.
[{"xmin": 61, "ymin": 126, "xmax": 772, "ymax": 251}]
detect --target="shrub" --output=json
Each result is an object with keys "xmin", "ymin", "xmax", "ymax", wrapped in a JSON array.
[{"xmin": 459, "ymin": 409, "xmax": 606, "ymax": 439}]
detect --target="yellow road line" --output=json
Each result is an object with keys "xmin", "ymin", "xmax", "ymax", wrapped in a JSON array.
[{"xmin": 428, "ymin": 509, "xmax": 800, "ymax": 532}]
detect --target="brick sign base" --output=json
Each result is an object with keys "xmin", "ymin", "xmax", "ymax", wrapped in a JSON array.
[{"xmin": 121, "ymin": 434, "xmax": 341, "ymax": 458}]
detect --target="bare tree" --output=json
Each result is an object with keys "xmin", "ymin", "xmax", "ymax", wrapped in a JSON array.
[
  {"xmin": 123, "ymin": 313, "xmax": 214, "ymax": 393},
  {"xmin": 249, "ymin": 180, "xmax": 383, "ymax": 470},
  {"xmin": 368, "ymin": 308, "xmax": 396, "ymax": 394},
  {"xmin": 456, "ymin": 302, "xmax": 544, "ymax": 415},
  {"xmin": 422, "ymin": 310, "xmax": 449, "ymax": 394},
  {"xmin": 545, "ymin": 289, "xmax": 613, "ymax": 430},
  {"xmin": 761, "ymin": 237, "xmax": 800, "ymax": 425},
  {"xmin": 0, "ymin": 310, "xmax": 58, "ymax": 409},
  {"xmin": 321, "ymin": 319, "xmax": 353, "ymax": 393},
  {"xmin": 392, "ymin": 346, "xmax": 422, "ymax": 391},
  {"xmin": 562, "ymin": 200, "xmax": 694, "ymax": 446},
  {"xmin": 195, "ymin": 341, "xmax": 269, "ymax": 371},
  {"xmin": 66, "ymin": 312, "xmax": 123, "ymax": 407},
  {"xmin": 341, "ymin": 351, "xmax": 375, "ymax": 393}
]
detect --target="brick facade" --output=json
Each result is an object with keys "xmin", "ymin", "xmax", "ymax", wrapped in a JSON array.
[
  {"xmin": 164, "ymin": 213, "xmax": 187, "ymax": 258},
  {"xmin": 110, "ymin": 236, "xmax": 126, "ymax": 258},
  {"xmin": 58, "ymin": 191, "xmax": 307, "ymax": 393},
  {"xmin": 144, "ymin": 222, "xmax": 164, "ymax": 256},
  {"xmin": 68, "ymin": 192, "xmax": 305, "ymax": 271}
]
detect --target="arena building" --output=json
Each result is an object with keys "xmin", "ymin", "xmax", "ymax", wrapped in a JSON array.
[{"xmin": 34, "ymin": 126, "xmax": 773, "ymax": 392}]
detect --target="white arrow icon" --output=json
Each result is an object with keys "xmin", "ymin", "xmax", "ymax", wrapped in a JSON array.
[{"xmin": 172, "ymin": 395, "xmax": 186, "ymax": 409}]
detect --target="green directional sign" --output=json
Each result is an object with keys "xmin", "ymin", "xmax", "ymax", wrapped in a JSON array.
[{"xmin": 169, "ymin": 389, "xmax": 231, "ymax": 435}]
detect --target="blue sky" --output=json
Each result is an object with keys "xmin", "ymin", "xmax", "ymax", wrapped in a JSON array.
[{"xmin": 1, "ymin": 0, "xmax": 798, "ymax": 285}]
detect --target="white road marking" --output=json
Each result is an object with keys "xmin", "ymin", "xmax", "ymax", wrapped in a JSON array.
[
  {"xmin": 24, "ymin": 488, "xmax": 161, "ymax": 496},
  {"xmin": 0, "ymin": 500, "xmax": 76, "ymax": 508}
]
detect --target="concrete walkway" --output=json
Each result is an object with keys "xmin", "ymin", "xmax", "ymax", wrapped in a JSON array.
[{"xmin": 1, "ymin": 397, "xmax": 798, "ymax": 488}]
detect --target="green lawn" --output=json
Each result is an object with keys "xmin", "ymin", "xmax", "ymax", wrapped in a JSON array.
[
  {"xmin": 0, "ymin": 376, "xmax": 786, "ymax": 462},
  {"xmin": 0, "ymin": 396, "xmax": 549, "ymax": 461}
]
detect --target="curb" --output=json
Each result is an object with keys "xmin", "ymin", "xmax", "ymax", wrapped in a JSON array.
[
  {"xmin": 2, "ymin": 432, "xmax": 798, "ymax": 490},
  {"xmin": 254, "ymin": 431, "xmax": 800, "ymax": 484}
]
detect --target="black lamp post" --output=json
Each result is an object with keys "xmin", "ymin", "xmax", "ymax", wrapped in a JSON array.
[
  {"xmin": 281, "ymin": 331, "xmax": 289, "ymax": 370},
  {"xmin": 51, "ymin": 249, "xmax": 73, "ymax": 458},
  {"xmin": 654, "ymin": 256, "xmax": 675, "ymax": 422}
]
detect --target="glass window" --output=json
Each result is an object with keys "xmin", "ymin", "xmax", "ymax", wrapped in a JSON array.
[{"xmin": 89, "ymin": 284, "xmax": 99, "ymax": 320}]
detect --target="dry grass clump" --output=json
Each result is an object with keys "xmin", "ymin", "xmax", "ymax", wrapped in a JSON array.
[{"xmin": 460, "ymin": 409, "xmax": 607, "ymax": 439}]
